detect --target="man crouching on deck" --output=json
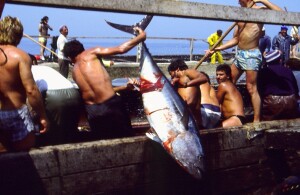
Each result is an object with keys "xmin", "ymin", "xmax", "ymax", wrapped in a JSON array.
[
  {"xmin": 206, "ymin": 0, "xmax": 283, "ymax": 123},
  {"xmin": 216, "ymin": 64, "xmax": 246, "ymax": 128},
  {"xmin": 63, "ymin": 27, "xmax": 146, "ymax": 140}
]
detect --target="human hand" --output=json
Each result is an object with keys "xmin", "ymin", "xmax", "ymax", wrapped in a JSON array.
[
  {"xmin": 133, "ymin": 27, "xmax": 146, "ymax": 40},
  {"xmin": 39, "ymin": 118, "xmax": 49, "ymax": 134},
  {"xmin": 127, "ymin": 78, "xmax": 140, "ymax": 91},
  {"xmin": 171, "ymin": 77, "xmax": 180, "ymax": 86},
  {"xmin": 205, "ymin": 49, "xmax": 214, "ymax": 57}
]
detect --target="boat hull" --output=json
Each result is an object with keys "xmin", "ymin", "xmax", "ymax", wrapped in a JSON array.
[{"xmin": 1, "ymin": 119, "xmax": 300, "ymax": 194}]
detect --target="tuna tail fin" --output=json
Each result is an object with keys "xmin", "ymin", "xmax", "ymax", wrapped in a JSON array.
[{"xmin": 105, "ymin": 15, "xmax": 153, "ymax": 35}]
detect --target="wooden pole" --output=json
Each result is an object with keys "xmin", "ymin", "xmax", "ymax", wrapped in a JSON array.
[
  {"xmin": 193, "ymin": 1, "xmax": 255, "ymax": 70},
  {"xmin": 23, "ymin": 33, "xmax": 59, "ymax": 57}
]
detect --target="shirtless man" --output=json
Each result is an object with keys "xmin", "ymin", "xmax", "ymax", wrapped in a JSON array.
[
  {"xmin": 63, "ymin": 27, "xmax": 146, "ymax": 139},
  {"xmin": 206, "ymin": 0, "xmax": 283, "ymax": 122},
  {"xmin": 0, "ymin": 16, "xmax": 48, "ymax": 151},
  {"xmin": 216, "ymin": 64, "xmax": 245, "ymax": 128},
  {"xmin": 168, "ymin": 58, "xmax": 208, "ymax": 128},
  {"xmin": 199, "ymin": 71, "xmax": 221, "ymax": 129}
]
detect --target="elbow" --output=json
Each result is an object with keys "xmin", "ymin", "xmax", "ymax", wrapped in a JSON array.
[
  {"xmin": 118, "ymin": 47, "xmax": 128, "ymax": 54},
  {"xmin": 26, "ymin": 86, "xmax": 39, "ymax": 97}
]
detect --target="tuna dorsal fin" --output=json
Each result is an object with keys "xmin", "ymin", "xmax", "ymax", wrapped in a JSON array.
[{"xmin": 105, "ymin": 15, "xmax": 153, "ymax": 35}]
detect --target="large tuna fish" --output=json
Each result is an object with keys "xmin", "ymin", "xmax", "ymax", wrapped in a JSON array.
[{"xmin": 106, "ymin": 15, "xmax": 205, "ymax": 179}]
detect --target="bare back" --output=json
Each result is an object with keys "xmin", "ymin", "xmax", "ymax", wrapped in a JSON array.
[
  {"xmin": 178, "ymin": 87, "xmax": 200, "ymax": 110},
  {"xmin": 200, "ymin": 82, "xmax": 219, "ymax": 106},
  {"xmin": 177, "ymin": 72, "xmax": 200, "ymax": 109},
  {"xmin": 0, "ymin": 45, "xmax": 32, "ymax": 110},
  {"xmin": 217, "ymin": 81, "xmax": 244, "ymax": 118},
  {"xmin": 72, "ymin": 48, "xmax": 115, "ymax": 105}
]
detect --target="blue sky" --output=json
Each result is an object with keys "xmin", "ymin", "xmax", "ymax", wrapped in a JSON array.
[{"xmin": 2, "ymin": 0, "xmax": 299, "ymax": 41}]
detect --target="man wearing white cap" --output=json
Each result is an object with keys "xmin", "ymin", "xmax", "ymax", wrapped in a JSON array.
[
  {"xmin": 258, "ymin": 50, "xmax": 299, "ymax": 121},
  {"xmin": 57, "ymin": 25, "xmax": 70, "ymax": 78}
]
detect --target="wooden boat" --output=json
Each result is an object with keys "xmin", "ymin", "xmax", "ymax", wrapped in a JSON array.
[
  {"xmin": 1, "ymin": 117, "xmax": 300, "ymax": 194},
  {"xmin": 1, "ymin": 75, "xmax": 300, "ymax": 194},
  {"xmin": 2, "ymin": 1, "xmax": 300, "ymax": 194},
  {"xmin": 2, "ymin": 58, "xmax": 300, "ymax": 194}
]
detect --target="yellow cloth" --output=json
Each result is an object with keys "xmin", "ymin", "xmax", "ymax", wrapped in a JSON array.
[
  {"xmin": 207, "ymin": 32, "xmax": 224, "ymax": 64},
  {"xmin": 207, "ymin": 32, "xmax": 223, "ymax": 48}
]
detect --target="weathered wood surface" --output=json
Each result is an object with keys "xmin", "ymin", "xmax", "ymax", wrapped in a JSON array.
[
  {"xmin": 7, "ymin": 0, "xmax": 300, "ymax": 25},
  {"xmin": 1, "ymin": 119, "xmax": 300, "ymax": 194}
]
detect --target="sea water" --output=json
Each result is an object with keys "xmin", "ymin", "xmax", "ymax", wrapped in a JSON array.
[{"xmin": 18, "ymin": 37, "xmax": 211, "ymax": 56}]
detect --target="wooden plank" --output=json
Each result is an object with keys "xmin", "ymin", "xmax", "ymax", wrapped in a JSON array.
[
  {"xmin": 55, "ymin": 136, "xmax": 155, "ymax": 175},
  {"xmin": 283, "ymin": 149, "xmax": 300, "ymax": 174},
  {"xmin": 60, "ymin": 163, "xmax": 206, "ymax": 194},
  {"xmin": 7, "ymin": 0, "xmax": 300, "ymax": 25},
  {"xmin": 200, "ymin": 127, "xmax": 264, "ymax": 152},
  {"xmin": 208, "ymin": 164, "xmax": 276, "ymax": 194},
  {"xmin": 41, "ymin": 178, "xmax": 61, "ymax": 195},
  {"xmin": 2, "ymin": 118, "xmax": 300, "ymax": 194},
  {"xmin": 29, "ymin": 146, "xmax": 60, "ymax": 177},
  {"xmin": 265, "ymin": 128, "xmax": 300, "ymax": 149},
  {"xmin": 205, "ymin": 145, "xmax": 266, "ymax": 170}
]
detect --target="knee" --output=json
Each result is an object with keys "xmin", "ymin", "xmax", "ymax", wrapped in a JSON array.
[{"xmin": 246, "ymin": 83, "xmax": 258, "ymax": 95}]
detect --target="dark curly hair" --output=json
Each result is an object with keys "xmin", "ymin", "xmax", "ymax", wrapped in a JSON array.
[
  {"xmin": 167, "ymin": 58, "xmax": 188, "ymax": 72},
  {"xmin": 216, "ymin": 64, "xmax": 232, "ymax": 81},
  {"xmin": 63, "ymin": 39, "xmax": 85, "ymax": 60}
]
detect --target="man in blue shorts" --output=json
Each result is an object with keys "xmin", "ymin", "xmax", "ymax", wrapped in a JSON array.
[
  {"xmin": 206, "ymin": 0, "xmax": 283, "ymax": 122},
  {"xmin": 0, "ymin": 16, "xmax": 48, "ymax": 151}
]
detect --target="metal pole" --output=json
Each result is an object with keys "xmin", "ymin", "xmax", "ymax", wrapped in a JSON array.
[{"xmin": 189, "ymin": 38, "xmax": 194, "ymax": 61}]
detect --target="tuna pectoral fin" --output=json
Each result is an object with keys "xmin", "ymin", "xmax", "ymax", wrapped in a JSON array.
[{"xmin": 145, "ymin": 128, "xmax": 162, "ymax": 144}]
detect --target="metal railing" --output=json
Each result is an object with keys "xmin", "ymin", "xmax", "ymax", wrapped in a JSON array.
[{"xmin": 23, "ymin": 35, "xmax": 224, "ymax": 62}]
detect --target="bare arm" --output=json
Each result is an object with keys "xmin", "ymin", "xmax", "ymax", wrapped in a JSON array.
[
  {"xmin": 19, "ymin": 53, "xmax": 48, "ymax": 133},
  {"xmin": 254, "ymin": 0, "xmax": 283, "ymax": 11},
  {"xmin": 216, "ymin": 83, "xmax": 226, "ymax": 104},
  {"xmin": 215, "ymin": 27, "xmax": 239, "ymax": 51},
  {"xmin": 38, "ymin": 23, "xmax": 42, "ymax": 33},
  {"xmin": 205, "ymin": 27, "xmax": 238, "ymax": 57},
  {"xmin": 46, "ymin": 24, "xmax": 53, "ymax": 31},
  {"xmin": 185, "ymin": 70, "xmax": 208, "ymax": 87},
  {"xmin": 92, "ymin": 27, "xmax": 146, "ymax": 57}
]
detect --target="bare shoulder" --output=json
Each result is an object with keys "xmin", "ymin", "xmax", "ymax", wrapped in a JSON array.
[
  {"xmin": 186, "ymin": 68, "xmax": 202, "ymax": 77},
  {"xmin": 218, "ymin": 82, "xmax": 228, "ymax": 89},
  {"xmin": 0, "ymin": 46, "xmax": 30, "ymax": 64},
  {"xmin": 218, "ymin": 81, "xmax": 236, "ymax": 92}
]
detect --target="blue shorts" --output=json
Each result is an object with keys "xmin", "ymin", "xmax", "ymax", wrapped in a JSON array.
[
  {"xmin": 233, "ymin": 48, "xmax": 262, "ymax": 71},
  {"xmin": 0, "ymin": 105, "xmax": 35, "ymax": 142},
  {"xmin": 201, "ymin": 104, "xmax": 221, "ymax": 129}
]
